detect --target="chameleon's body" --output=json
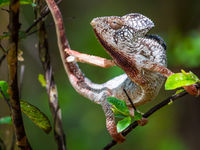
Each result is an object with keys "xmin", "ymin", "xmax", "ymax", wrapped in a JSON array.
[
  {"xmin": 46, "ymin": 0, "xmax": 198, "ymax": 143},
  {"xmin": 89, "ymin": 13, "xmax": 168, "ymax": 142}
]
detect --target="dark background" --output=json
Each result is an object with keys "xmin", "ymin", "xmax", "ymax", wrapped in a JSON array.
[{"xmin": 0, "ymin": 0, "xmax": 200, "ymax": 149}]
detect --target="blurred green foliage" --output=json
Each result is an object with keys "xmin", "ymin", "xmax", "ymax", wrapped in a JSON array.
[
  {"xmin": 0, "ymin": 116, "xmax": 11, "ymax": 124},
  {"xmin": 0, "ymin": 0, "xmax": 200, "ymax": 150},
  {"xmin": 168, "ymin": 32, "xmax": 200, "ymax": 67}
]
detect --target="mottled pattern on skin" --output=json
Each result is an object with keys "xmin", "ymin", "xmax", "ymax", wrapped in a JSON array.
[
  {"xmin": 47, "ymin": 3, "xmax": 168, "ymax": 143},
  {"xmin": 90, "ymin": 13, "xmax": 167, "ymax": 142},
  {"xmin": 44, "ymin": 0, "xmax": 200, "ymax": 143},
  {"xmin": 46, "ymin": 0, "xmax": 199, "ymax": 144}
]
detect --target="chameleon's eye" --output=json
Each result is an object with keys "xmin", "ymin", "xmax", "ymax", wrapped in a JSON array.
[{"xmin": 109, "ymin": 20, "xmax": 123, "ymax": 30}]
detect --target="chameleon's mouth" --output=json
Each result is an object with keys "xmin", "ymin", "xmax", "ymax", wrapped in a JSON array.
[{"xmin": 90, "ymin": 19, "xmax": 97, "ymax": 27}]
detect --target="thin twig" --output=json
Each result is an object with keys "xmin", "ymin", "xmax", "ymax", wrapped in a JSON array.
[
  {"xmin": 35, "ymin": 0, "xmax": 66, "ymax": 149},
  {"xmin": 0, "ymin": 87, "xmax": 11, "ymax": 111},
  {"xmin": 0, "ymin": 54, "xmax": 6, "ymax": 66},
  {"xmin": 0, "ymin": 8, "xmax": 9, "ymax": 13},
  {"xmin": 103, "ymin": 86, "xmax": 200, "ymax": 150},
  {"xmin": 8, "ymin": 0, "xmax": 32, "ymax": 149},
  {"xmin": 0, "ymin": 137, "xmax": 6, "ymax": 150},
  {"xmin": 0, "ymin": 44, "xmax": 7, "ymax": 55},
  {"xmin": 123, "ymin": 89, "xmax": 136, "ymax": 110},
  {"xmin": 25, "ymin": 0, "xmax": 62, "ymax": 33},
  {"xmin": 10, "ymin": 127, "xmax": 16, "ymax": 150}
]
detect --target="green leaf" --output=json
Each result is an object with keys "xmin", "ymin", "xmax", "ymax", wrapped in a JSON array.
[
  {"xmin": 133, "ymin": 110, "xmax": 143, "ymax": 121},
  {"xmin": 38, "ymin": 74, "xmax": 46, "ymax": 87},
  {"xmin": 0, "ymin": 0, "xmax": 33, "ymax": 7},
  {"xmin": 20, "ymin": 100, "xmax": 52, "ymax": 133},
  {"xmin": 107, "ymin": 97, "xmax": 130, "ymax": 116},
  {"xmin": 175, "ymin": 89, "xmax": 185, "ymax": 95},
  {"xmin": 0, "ymin": 81, "xmax": 9, "ymax": 99},
  {"xmin": 117, "ymin": 116, "xmax": 131, "ymax": 133},
  {"xmin": 0, "ymin": 116, "xmax": 11, "ymax": 124},
  {"xmin": 111, "ymin": 108, "xmax": 128, "ymax": 118},
  {"xmin": 165, "ymin": 71, "xmax": 200, "ymax": 90}
]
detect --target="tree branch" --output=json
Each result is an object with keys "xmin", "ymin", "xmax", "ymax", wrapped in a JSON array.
[
  {"xmin": 103, "ymin": 85, "xmax": 200, "ymax": 150},
  {"xmin": 35, "ymin": 1, "xmax": 66, "ymax": 149},
  {"xmin": 8, "ymin": 0, "xmax": 32, "ymax": 149}
]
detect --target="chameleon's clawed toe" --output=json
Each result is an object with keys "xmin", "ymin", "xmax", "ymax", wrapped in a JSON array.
[
  {"xmin": 112, "ymin": 133, "xmax": 126, "ymax": 143},
  {"xmin": 137, "ymin": 117, "xmax": 148, "ymax": 126},
  {"xmin": 184, "ymin": 84, "xmax": 200, "ymax": 96}
]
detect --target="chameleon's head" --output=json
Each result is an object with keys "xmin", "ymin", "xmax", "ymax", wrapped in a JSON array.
[{"xmin": 90, "ymin": 13, "xmax": 154, "ymax": 49}]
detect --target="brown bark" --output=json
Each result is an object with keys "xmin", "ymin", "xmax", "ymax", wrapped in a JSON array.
[
  {"xmin": 8, "ymin": 0, "xmax": 31, "ymax": 149},
  {"xmin": 35, "ymin": 1, "xmax": 66, "ymax": 149}
]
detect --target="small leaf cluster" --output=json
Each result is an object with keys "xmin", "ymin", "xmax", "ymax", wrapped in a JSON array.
[{"xmin": 107, "ymin": 97, "xmax": 142, "ymax": 133}]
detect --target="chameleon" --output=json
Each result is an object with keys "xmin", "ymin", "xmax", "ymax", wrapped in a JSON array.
[
  {"xmin": 45, "ymin": 0, "xmax": 199, "ymax": 144},
  {"xmin": 89, "ymin": 13, "xmax": 170, "ymax": 142}
]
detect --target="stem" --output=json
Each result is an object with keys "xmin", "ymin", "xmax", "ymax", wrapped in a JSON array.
[
  {"xmin": 35, "ymin": 1, "xmax": 66, "ymax": 149},
  {"xmin": 0, "ymin": 87, "xmax": 11, "ymax": 110},
  {"xmin": 0, "ymin": 54, "xmax": 6, "ymax": 66},
  {"xmin": 25, "ymin": 0, "xmax": 62, "ymax": 33},
  {"xmin": 8, "ymin": 0, "xmax": 31, "ymax": 149},
  {"xmin": 123, "ymin": 89, "xmax": 136, "ymax": 110}
]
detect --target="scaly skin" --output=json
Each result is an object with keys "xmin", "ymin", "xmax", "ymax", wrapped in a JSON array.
[
  {"xmin": 45, "ymin": 0, "xmax": 199, "ymax": 143},
  {"xmin": 90, "ymin": 13, "xmax": 171, "ymax": 142}
]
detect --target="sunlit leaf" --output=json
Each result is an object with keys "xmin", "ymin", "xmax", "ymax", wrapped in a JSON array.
[
  {"xmin": 107, "ymin": 97, "xmax": 130, "ymax": 116},
  {"xmin": 0, "ymin": 116, "xmax": 11, "ymax": 124},
  {"xmin": 20, "ymin": 100, "xmax": 51, "ymax": 133},
  {"xmin": 133, "ymin": 110, "xmax": 142, "ymax": 121},
  {"xmin": 38, "ymin": 74, "xmax": 46, "ymax": 87},
  {"xmin": 117, "ymin": 116, "xmax": 131, "ymax": 133},
  {"xmin": 0, "ymin": 0, "xmax": 33, "ymax": 7},
  {"xmin": 165, "ymin": 71, "xmax": 200, "ymax": 90},
  {"xmin": 0, "ymin": 81, "xmax": 9, "ymax": 99}
]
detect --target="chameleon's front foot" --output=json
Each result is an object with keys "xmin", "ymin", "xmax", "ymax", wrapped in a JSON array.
[
  {"xmin": 107, "ymin": 123, "xmax": 125, "ymax": 143},
  {"xmin": 106, "ymin": 116, "xmax": 125, "ymax": 143},
  {"xmin": 129, "ymin": 107, "xmax": 148, "ymax": 126},
  {"xmin": 184, "ymin": 84, "xmax": 200, "ymax": 96},
  {"xmin": 111, "ymin": 133, "xmax": 125, "ymax": 143}
]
